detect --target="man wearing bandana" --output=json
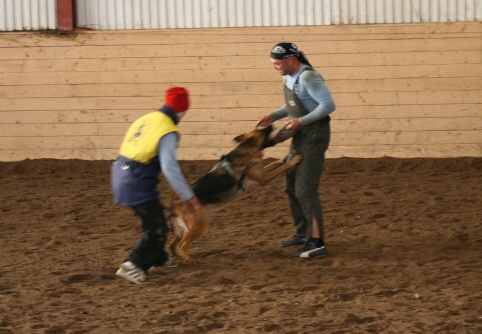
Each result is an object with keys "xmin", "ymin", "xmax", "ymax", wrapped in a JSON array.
[
  {"xmin": 257, "ymin": 42, "xmax": 336, "ymax": 258},
  {"xmin": 111, "ymin": 87, "xmax": 202, "ymax": 283}
]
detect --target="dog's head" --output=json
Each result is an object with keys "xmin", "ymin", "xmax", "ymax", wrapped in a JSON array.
[{"xmin": 225, "ymin": 125, "xmax": 275, "ymax": 163}]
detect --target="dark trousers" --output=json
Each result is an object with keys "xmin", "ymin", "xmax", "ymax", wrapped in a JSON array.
[
  {"xmin": 285, "ymin": 121, "xmax": 330, "ymax": 242},
  {"xmin": 127, "ymin": 199, "xmax": 169, "ymax": 271}
]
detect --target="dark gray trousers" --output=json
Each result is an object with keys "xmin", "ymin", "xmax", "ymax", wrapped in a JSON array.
[{"xmin": 284, "ymin": 121, "xmax": 330, "ymax": 242}]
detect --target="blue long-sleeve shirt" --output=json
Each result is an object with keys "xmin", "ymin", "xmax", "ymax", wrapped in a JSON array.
[
  {"xmin": 270, "ymin": 64, "xmax": 336, "ymax": 125},
  {"xmin": 158, "ymin": 132, "xmax": 194, "ymax": 201}
]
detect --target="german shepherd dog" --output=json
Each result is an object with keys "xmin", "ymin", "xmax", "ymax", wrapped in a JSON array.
[{"xmin": 167, "ymin": 125, "xmax": 301, "ymax": 261}]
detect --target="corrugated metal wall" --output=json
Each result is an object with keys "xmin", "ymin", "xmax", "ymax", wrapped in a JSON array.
[
  {"xmin": 75, "ymin": 0, "xmax": 331, "ymax": 29},
  {"xmin": 335, "ymin": 0, "xmax": 482, "ymax": 24},
  {"xmin": 0, "ymin": 0, "xmax": 57, "ymax": 31},
  {"xmin": 75, "ymin": 0, "xmax": 482, "ymax": 30},
  {"xmin": 1, "ymin": 1, "xmax": 481, "ymax": 31}
]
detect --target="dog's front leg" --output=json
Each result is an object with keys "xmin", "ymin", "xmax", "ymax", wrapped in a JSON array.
[
  {"xmin": 286, "ymin": 155, "xmax": 302, "ymax": 167},
  {"xmin": 263, "ymin": 157, "xmax": 286, "ymax": 172},
  {"xmin": 256, "ymin": 155, "xmax": 302, "ymax": 186}
]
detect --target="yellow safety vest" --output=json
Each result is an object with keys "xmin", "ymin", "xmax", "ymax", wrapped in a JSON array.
[{"xmin": 119, "ymin": 111, "xmax": 178, "ymax": 164}]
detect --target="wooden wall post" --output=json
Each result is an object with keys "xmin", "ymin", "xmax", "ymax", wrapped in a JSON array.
[{"xmin": 56, "ymin": 0, "xmax": 75, "ymax": 32}]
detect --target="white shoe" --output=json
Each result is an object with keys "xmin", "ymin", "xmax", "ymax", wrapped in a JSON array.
[{"xmin": 116, "ymin": 261, "xmax": 146, "ymax": 284}]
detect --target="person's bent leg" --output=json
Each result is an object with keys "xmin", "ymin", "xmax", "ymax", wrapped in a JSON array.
[{"xmin": 129, "ymin": 199, "xmax": 169, "ymax": 271}]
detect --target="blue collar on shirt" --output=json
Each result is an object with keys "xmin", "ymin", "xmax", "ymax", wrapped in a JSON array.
[{"xmin": 159, "ymin": 105, "xmax": 180, "ymax": 125}]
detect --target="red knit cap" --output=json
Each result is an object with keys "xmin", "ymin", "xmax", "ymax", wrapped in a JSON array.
[{"xmin": 165, "ymin": 87, "xmax": 189, "ymax": 113}]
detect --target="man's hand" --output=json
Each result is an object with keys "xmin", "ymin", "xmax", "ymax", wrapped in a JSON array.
[
  {"xmin": 183, "ymin": 195, "xmax": 202, "ymax": 211},
  {"xmin": 256, "ymin": 116, "xmax": 273, "ymax": 127},
  {"xmin": 285, "ymin": 118, "xmax": 302, "ymax": 130}
]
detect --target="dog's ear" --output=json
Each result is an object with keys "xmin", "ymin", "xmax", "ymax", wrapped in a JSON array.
[
  {"xmin": 241, "ymin": 137, "xmax": 257, "ymax": 147},
  {"xmin": 261, "ymin": 125, "xmax": 275, "ymax": 148},
  {"xmin": 261, "ymin": 124, "xmax": 274, "ymax": 136},
  {"xmin": 233, "ymin": 134, "xmax": 246, "ymax": 143}
]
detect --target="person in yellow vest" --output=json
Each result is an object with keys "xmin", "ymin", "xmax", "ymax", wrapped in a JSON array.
[{"xmin": 111, "ymin": 86, "xmax": 201, "ymax": 284}]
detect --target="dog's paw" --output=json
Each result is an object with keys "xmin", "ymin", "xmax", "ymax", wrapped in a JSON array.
[{"xmin": 291, "ymin": 155, "xmax": 302, "ymax": 164}]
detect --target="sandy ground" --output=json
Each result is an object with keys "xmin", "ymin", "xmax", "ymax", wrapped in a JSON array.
[{"xmin": 1, "ymin": 157, "xmax": 481, "ymax": 334}]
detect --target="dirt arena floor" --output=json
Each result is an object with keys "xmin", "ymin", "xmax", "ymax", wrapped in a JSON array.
[{"xmin": 1, "ymin": 157, "xmax": 481, "ymax": 334}]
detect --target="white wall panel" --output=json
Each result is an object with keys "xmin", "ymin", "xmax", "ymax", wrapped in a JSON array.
[
  {"xmin": 75, "ymin": 0, "xmax": 334, "ymax": 29},
  {"xmin": 477, "ymin": 0, "xmax": 482, "ymax": 20},
  {"xmin": 0, "ymin": 0, "xmax": 55, "ymax": 31},
  {"xmin": 0, "ymin": 0, "xmax": 480, "ymax": 31}
]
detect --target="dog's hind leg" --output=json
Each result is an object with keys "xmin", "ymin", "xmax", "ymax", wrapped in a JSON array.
[
  {"xmin": 171, "ymin": 205, "xmax": 208, "ymax": 262},
  {"xmin": 176, "ymin": 236, "xmax": 192, "ymax": 261},
  {"xmin": 175, "ymin": 217, "xmax": 201, "ymax": 261},
  {"xmin": 168, "ymin": 216, "xmax": 189, "ymax": 258},
  {"xmin": 174, "ymin": 208, "xmax": 209, "ymax": 262},
  {"xmin": 168, "ymin": 234, "xmax": 180, "ymax": 258}
]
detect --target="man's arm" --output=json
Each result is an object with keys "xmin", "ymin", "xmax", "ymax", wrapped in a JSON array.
[
  {"xmin": 298, "ymin": 71, "xmax": 336, "ymax": 126},
  {"xmin": 158, "ymin": 132, "xmax": 195, "ymax": 201},
  {"xmin": 269, "ymin": 104, "xmax": 289, "ymax": 121}
]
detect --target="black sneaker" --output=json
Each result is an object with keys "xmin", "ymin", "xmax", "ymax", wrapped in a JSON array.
[
  {"xmin": 289, "ymin": 238, "xmax": 326, "ymax": 258},
  {"xmin": 280, "ymin": 234, "xmax": 306, "ymax": 247}
]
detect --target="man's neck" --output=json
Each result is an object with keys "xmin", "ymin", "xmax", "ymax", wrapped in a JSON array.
[{"xmin": 288, "ymin": 61, "xmax": 301, "ymax": 76}]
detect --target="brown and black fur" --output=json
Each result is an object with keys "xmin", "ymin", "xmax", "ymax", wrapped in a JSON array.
[{"xmin": 167, "ymin": 125, "xmax": 301, "ymax": 261}]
